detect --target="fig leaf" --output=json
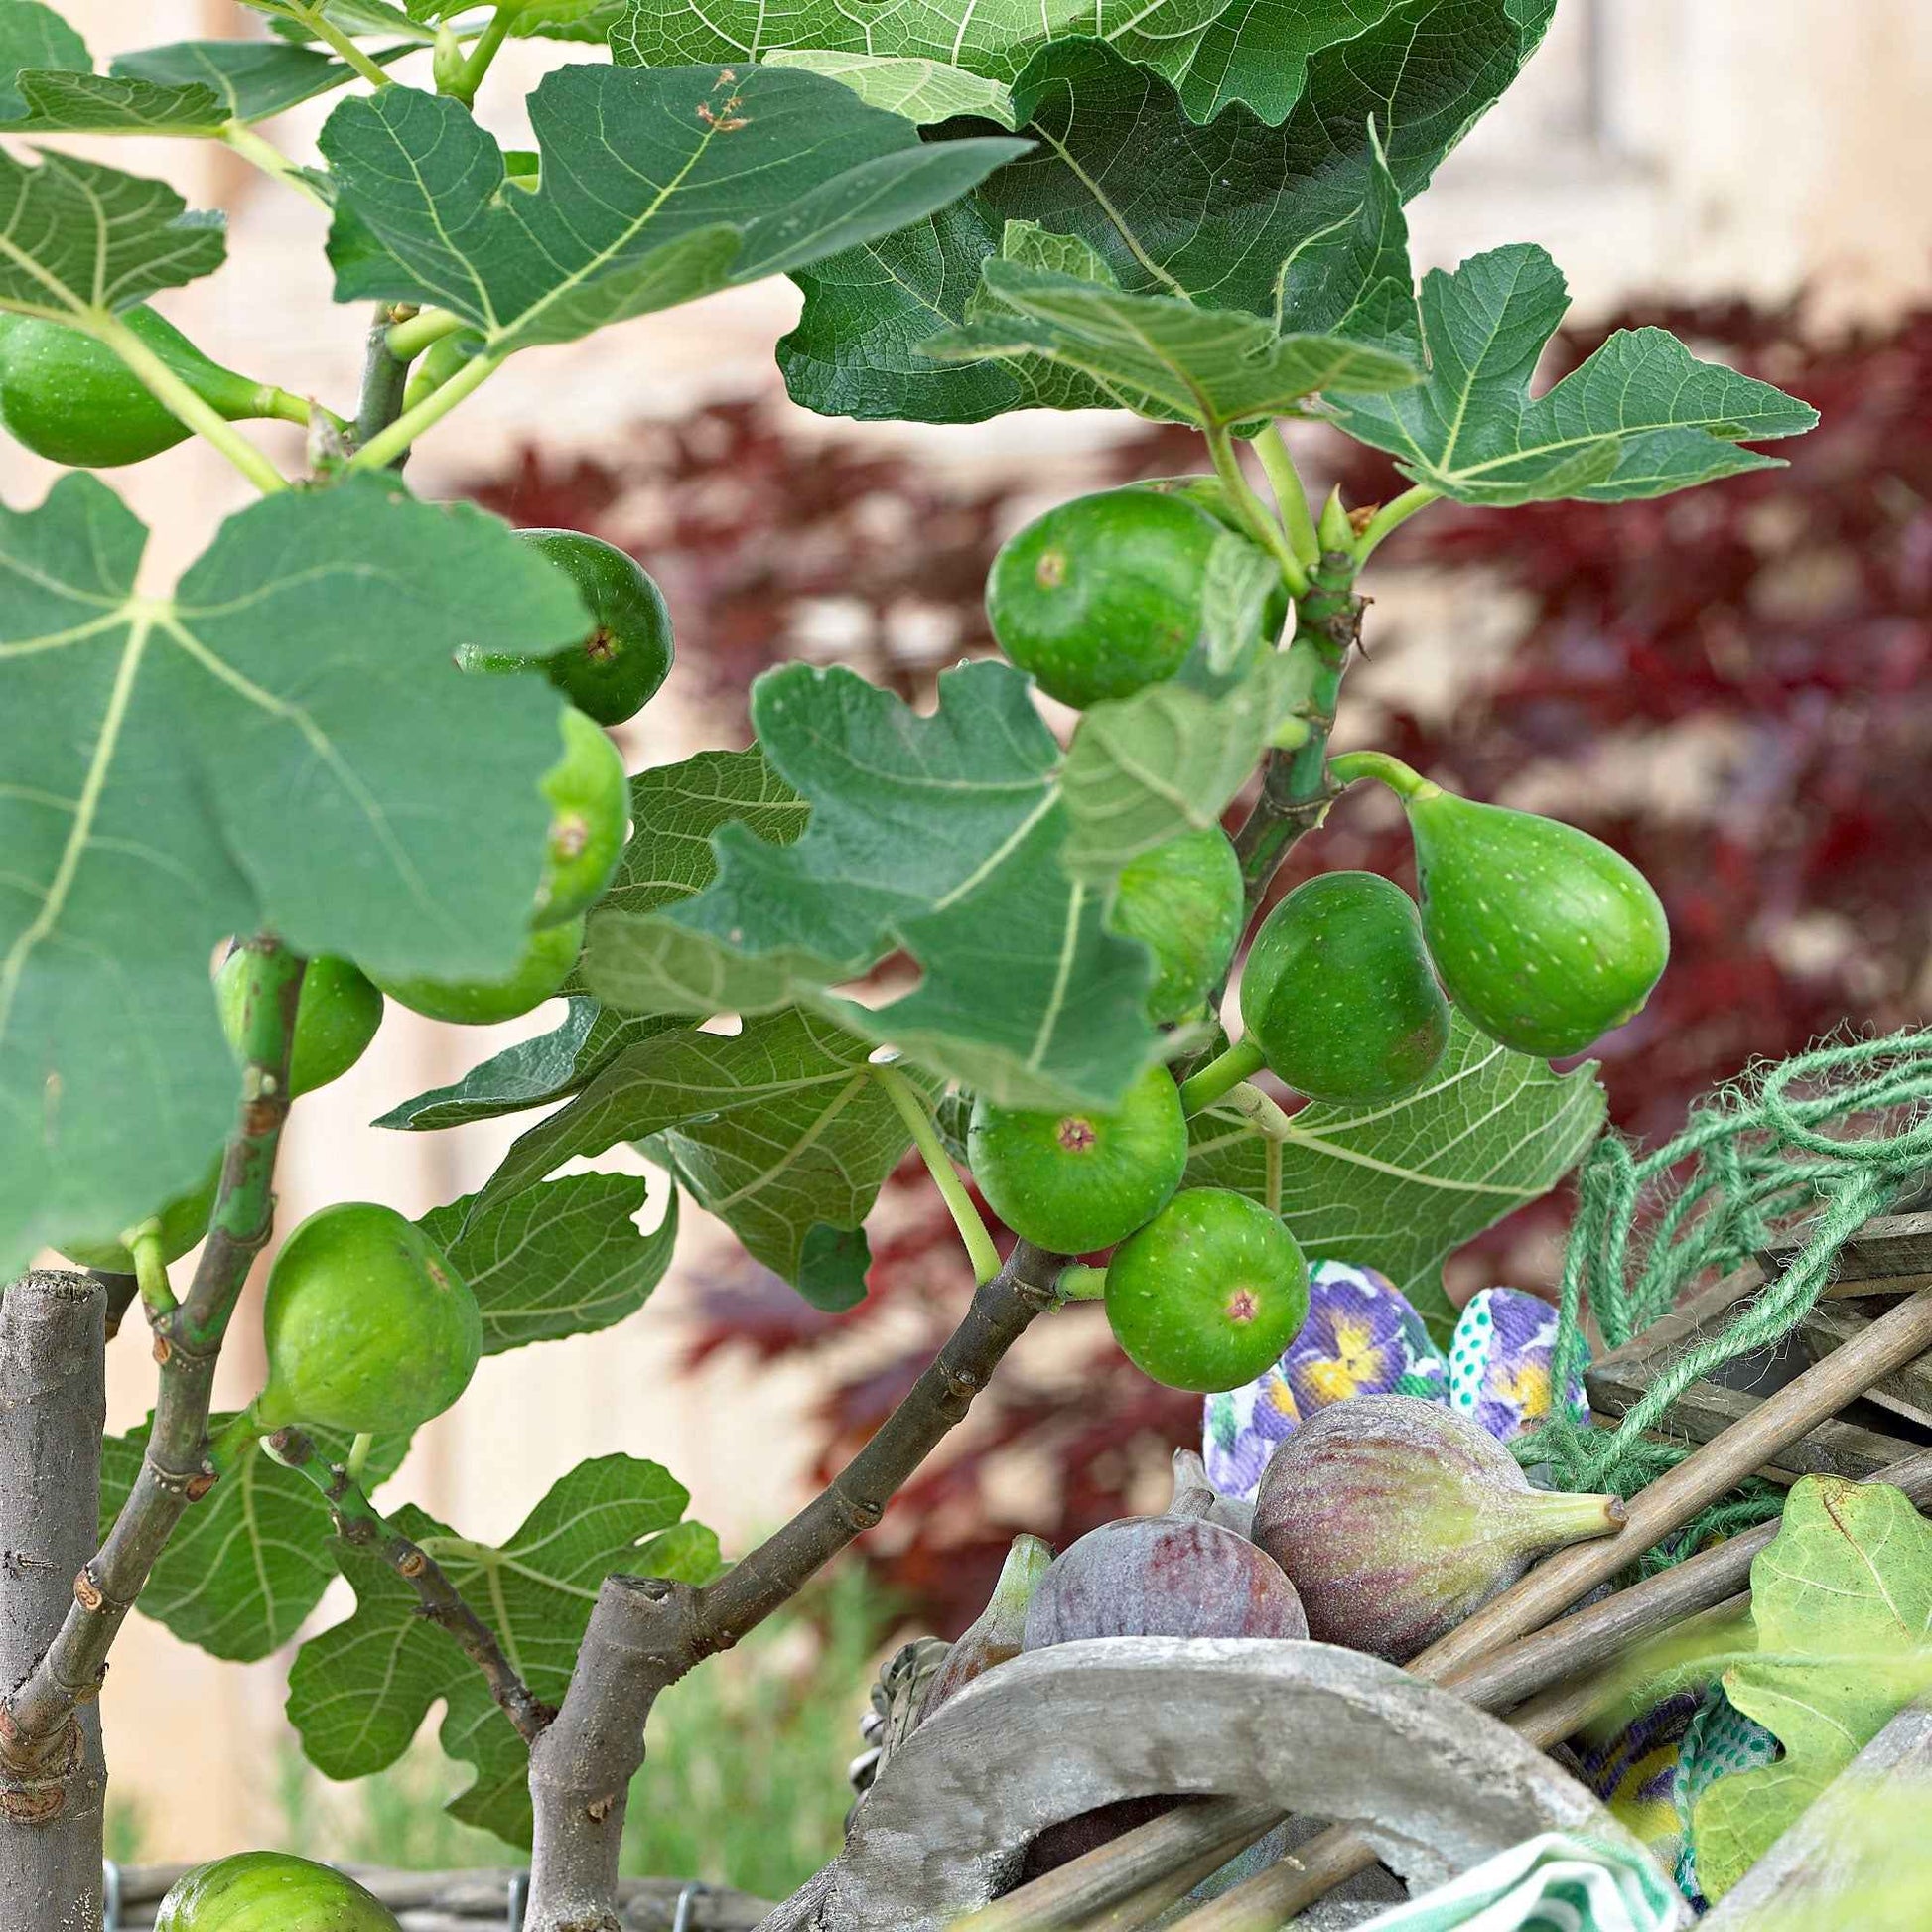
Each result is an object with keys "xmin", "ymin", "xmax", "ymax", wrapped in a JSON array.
[
  {"xmin": 1693, "ymin": 1477, "xmax": 1932, "ymax": 1900},
  {"xmin": 1182, "ymin": 1010, "xmax": 1604, "ymax": 1336},
  {"xmin": 288, "ymin": 1456, "xmax": 719, "ymax": 1848}
]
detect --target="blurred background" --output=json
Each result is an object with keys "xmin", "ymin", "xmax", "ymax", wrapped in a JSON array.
[{"xmin": 8, "ymin": 0, "xmax": 1931, "ymax": 1896}]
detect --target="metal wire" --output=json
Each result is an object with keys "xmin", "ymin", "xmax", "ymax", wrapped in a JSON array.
[
  {"xmin": 508, "ymin": 1869, "xmax": 529, "ymax": 1929},
  {"xmin": 102, "ymin": 1861, "xmax": 121, "ymax": 1932},
  {"xmin": 672, "ymin": 1882, "xmax": 706, "ymax": 1932}
]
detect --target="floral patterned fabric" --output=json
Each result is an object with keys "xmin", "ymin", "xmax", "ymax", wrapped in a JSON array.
[{"xmin": 1200, "ymin": 1263, "xmax": 1571, "ymax": 1502}]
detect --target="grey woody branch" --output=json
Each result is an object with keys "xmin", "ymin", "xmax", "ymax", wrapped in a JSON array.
[
  {"xmin": 269, "ymin": 1429, "xmax": 552, "ymax": 1746},
  {"xmin": 2, "ymin": 944, "xmax": 304, "ymax": 1753},
  {"xmin": 524, "ymin": 1238, "xmax": 1068, "ymax": 1932}
]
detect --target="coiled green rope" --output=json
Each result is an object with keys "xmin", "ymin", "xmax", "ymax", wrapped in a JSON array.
[{"xmin": 1520, "ymin": 1030, "xmax": 1932, "ymax": 1553}]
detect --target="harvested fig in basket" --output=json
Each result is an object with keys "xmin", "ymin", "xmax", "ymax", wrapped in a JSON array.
[
  {"xmin": 916, "ymin": 1533, "xmax": 1054, "ymax": 1724},
  {"xmin": 1252, "ymin": 1395, "xmax": 1625, "ymax": 1663}
]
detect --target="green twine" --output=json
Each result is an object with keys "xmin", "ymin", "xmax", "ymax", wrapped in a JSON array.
[{"xmin": 1520, "ymin": 1030, "xmax": 1932, "ymax": 1547}]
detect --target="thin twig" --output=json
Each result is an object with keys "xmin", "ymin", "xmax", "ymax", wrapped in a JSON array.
[{"xmin": 270, "ymin": 1430, "xmax": 552, "ymax": 1745}]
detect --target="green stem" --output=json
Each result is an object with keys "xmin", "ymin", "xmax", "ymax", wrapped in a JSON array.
[
  {"xmin": 345, "ymin": 1433, "xmax": 374, "ymax": 1484},
  {"xmin": 1205, "ymin": 422, "xmax": 1308, "ymax": 598},
  {"xmin": 284, "ymin": 3, "xmax": 393, "ymax": 88},
  {"xmin": 413, "ymin": 1533, "xmax": 498, "ymax": 1565},
  {"xmin": 873, "ymin": 1065, "xmax": 1002, "ymax": 1285},
  {"xmin": 86, "ymin": 311, "xmax": 287, "ymax": 494},
  {"xmin": 1055, "ymin": 1264, "xmax": 1109, "ymax": 1303},
  {"xmin": 449, "ymin": 6, "xmax": 515, "ymax": 105},
  {"xmin": 1221, "ymin": 1080, "xmax": 1296, "ymax": 1141},
  {"xmin": 219, "ymin": 121, "xmax": 331, "ymax": 209},
  {"xmin": 386, "ymin": 307, "xmax": 469, "ymax": 361},
  {"xmin": 127, "ymin": 1224, "xmax": 177, "ymax": 1321},
  {"xmin": 1353, "ymin": 483, "xmax": 1440, "ymax": 563},
  {"xmin": 1254, "ymin": 423, "xmax": 1318, "ymax": 568},
  {"xmin": 348, "ymin": 349, "xmax": 503, "ymax": 471},
  {"xmin": 1325, "ymin": 749, "xmax": 1431, "ymax": 800},
  {"xmin": 1178, "ymin": 1038, "xmax": 1266, "ymax": 1115},
  {"xmin": 206, "ymin": 1405, "xmax": 266, "ymax": 1480}
]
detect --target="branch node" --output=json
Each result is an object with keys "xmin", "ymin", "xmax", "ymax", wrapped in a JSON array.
[
  {"xmin": 586, "ymin": 1794, "xmax": 616, "ymax": 1823},
  {"xmin": 69, "ymin": 1571, "xmax": 103, "ymax": 1616},
  {"xmin": 183, "ymin": 1473, "xmax": 218, "ymax": 1505}
]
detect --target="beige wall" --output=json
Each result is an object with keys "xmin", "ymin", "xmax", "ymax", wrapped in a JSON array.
[{"xmin": 10, "ymin": 0, "xmax": 1930, "ymax": 1859}]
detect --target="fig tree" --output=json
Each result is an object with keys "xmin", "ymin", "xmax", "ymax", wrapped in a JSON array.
[
  {"xmin": 156, "ymin": 1851, "xmax": 401, "ymax": 1931},
  {"xmin": 986, "ymin": 488, "xmax": 1221, "ymax": 709},
  {"xmin": 1022, "ymin": 1512, "xmax": 1306, "ymax": 1647},
  {"xmin": 0, "ymin": 307, "xmax": 299, "ymax": 469},
  {"xmin": 535, "ymin": 707, "xmax": 628, "ymax": 927},
  {"xmin": 55, "ymin": 1158, "xmax": 220, "ymax": 1276},
  {"xmin": 254, "ymin": 1202, "xmax": 481, "ymax": 1436},
  {"xmin": 494, "ymin": 528, "xmax": 675, "ymax": 726},
  {"xmin": 1103, "ymin": 1188, "xmax": 1309, "ymax": 1393},
  {"xmin": 968, "ymin": 1064, "xmax": 1186, "ymax": 1255},
  {"xmin": 216, "ymin": 951, "xmax": 382, "ymax": 1099},
  {"xmin": 1251, "ymin": 1396, "xmax": 1625, "ymax": 1663},
  {"xmin": 1240, "ymin": 872, "xmax": 1449, "ymax": 1102},
  {"xmin": 1110, "ymin": 828, "xmax": 1244, "ymax": 1025},
  {"xmin": 369, "ymin": 914, "xmax": 583, "ymax": 1026}
]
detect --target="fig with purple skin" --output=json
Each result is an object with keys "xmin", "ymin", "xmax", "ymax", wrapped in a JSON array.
[
  {"xmin": 1023, "ymin": 1511, "xmax": 1307, "ymax": 1649},
  {"xmin": 1251, "ymin": 1395, "xmax": 1625, "ymax": 1663},
  {"xmin": 916, "ymin": 1533, "xmax": 1054, "ymax": 1724}
]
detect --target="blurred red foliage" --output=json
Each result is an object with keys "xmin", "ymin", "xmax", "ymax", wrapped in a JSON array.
[{"xmin": 460, "ymin": 298, "xmax": 1932, "ymax": 1633}]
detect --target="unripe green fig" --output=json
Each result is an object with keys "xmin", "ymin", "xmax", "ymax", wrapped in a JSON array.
[
  {"xmin": 1110, "ymin": 828, "xmax": 1244, "ymax": 1026},
  {"xmin": 535, "ymin": 707, "xmax": 627, "ymax": 926},
  {"xmin": 1240, "ymin": 872, "xmax": 1449, "ymax": 1101},
  {"xmin": 1251, "ymin": 1396, "xmax": 1625, "ymax": 1663},
  {"xmin": 1404, "ymin": 784, "xmax": 1668, "ymax": 1057},
  {"xmin": 369, "ymin": 914, "xmax": 583, "ymax": 1026},
  {"xmin": 0, "ymin": 307, "xmax": 293, "ymax": 469},
  {"xmin": 157, "ymin": 1851, "xmax": 401, "ymax": 1930},
  {"xmin": 255, "ymin": 1202, "xmax": 481, "ymax": 1436},
  {"xmin": 968, "ymin": 1064, "xmax": 1186, "ymax": 1255},
  {"xmin": 986, "ymin": 489, "xmax": 1222, "ymax": 709},
  {"xmin": 467, "ymin": 529, "xmax": 674, "ymax": 727},
  {"xmin": 1022, "ymin": 1512, "xmax": 1307, "ymax": 1647},
  {"xmin": 916, "ymin": 1533, "xmax": 1055, "ymax": 1724},
  {"xmin": 1104, "ymin": 1188, "xmax": 1309, "ymax": 1393},
  {"xmin": 216, "ymin": 952, "xmax": 382, "ymax": 1098},
  {"xmin": 55, "ymin": 1157, "xmax": 221, "ymax": 1275}
]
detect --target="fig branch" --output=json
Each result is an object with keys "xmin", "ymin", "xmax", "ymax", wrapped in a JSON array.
[
  {"xmin": 1, "ymin": 943, "xmax": 304, "ymax": 1754},
  {"xmin": 268, "ymin": 1429, "xmax": 553, "ymax": 1746},
  {"xmin": 524, "ymin": 1237, "xmax": 1068, "ymax": 1930}
]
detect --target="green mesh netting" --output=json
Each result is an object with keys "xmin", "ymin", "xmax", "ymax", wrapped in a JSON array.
[{"xmin": 1520, "ymin": 1030, "xmax": 1932, "ymax": 1558}]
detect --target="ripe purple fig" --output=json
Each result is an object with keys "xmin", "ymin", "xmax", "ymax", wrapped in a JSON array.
[
  {"xmin": 1252, "ymin": 1395, "xmax": 1625, "ymax": 1663},
  {"xmin": 1023, "ymin": 1512, "xmax": 1307, "ymax": 1649},
  {"xmin": 916, "ymin": 1534, "xmax": 1054, "ymax": 1724}
]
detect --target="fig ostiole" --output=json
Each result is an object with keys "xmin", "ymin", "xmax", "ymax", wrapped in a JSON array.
[
  {"xmin": 534, "ymin": 706, "xmax": 628, "ymax": 928},
  {"xmin": 249, "ymin": 1202, "xmax": 482, "ymax": 1439},
  {"xmin": 156, "ymin": 1851, "xmax": 401, "ymax": 1931},
  {"xmin": 1238, "ymin": 871, "xmax": 1450, "ymax": 1102},
  {"xmin": 1022, "ymin": 1510, "xmax": 1307, "ymax": 1649},
  {"xmin": 1251, "ymin": 1395, "xmax": 1624, "ymax": 1663},
  {"xmin": 1329, "ymin": 751, "xmax": 1669, "ymax": 1058},
  {"xmin": 967, "ymin": 1063, "xmax": 1187, "ymax": 1256},
  {"xmin": 915, "ymin": 1533, "xmax": 1055, "ymax": 1724}
]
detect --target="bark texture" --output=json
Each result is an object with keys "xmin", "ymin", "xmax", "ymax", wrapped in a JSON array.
[{"xmin": 0, "ymin": 1270, "xmax": 107, "ymax": 1932}]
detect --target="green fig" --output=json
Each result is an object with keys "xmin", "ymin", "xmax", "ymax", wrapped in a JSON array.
[
  {"xmin": 157, "ymin": 1851, "xmax": 400, "ymax": 1930},
  {"xmin": 254, "ymin": 1202, "xmax": 481, "ymax": 1436},
  {"xmin": 55, "ymin": 1157, "xmax": 221, "ymax": 1275},
  {"xmin": 369, "ymin": 914, "xmax": 583, "ymax": 1026},
  {"xmin": 968, "ymin": 1064, "xmax": 1187, "ymax": 1256},
  {"xmin": 1110, "ymin": 828, "xmax": 1245, "ymax": 1026},
  {"xmin": 460, "ymin": 529, "xmax": 674, "ymax": 726},
  {"xmin": 986, "ymin": 488, "xmax": 1223, "ymax": 709},
  {"xmin": 1104, "ymin": 1188, "xmax": 1309, "ymax": 1393},
  {"xmin": 216, "ymin": 951, "xmax": 382, "ymax": 1099},
  {"xmin": 1240, "ymin": 872, "xmax": 1450, "ymax": 1102},
  {"xmin": 916, "ymin": 1533, "xmax": 1055, "ymax": 1724},
  {"xmin": 1401, "ymin": 781, "xmax": 1668, "ymax": 1057},
  {"xmin": 535, "ymin": 707, "xmax": 628, "ymax": 927},
  {"xmin": 1251, "ymin": 1395, "xmax": 1625, "ymax": 1663},
  {"xmin": 0, "ymin": 307, "xmax": 298, "ymax": 469}
]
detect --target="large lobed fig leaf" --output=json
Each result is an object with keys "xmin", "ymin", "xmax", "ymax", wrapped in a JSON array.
[
  {"xmin": 288, "ymin": 1456, "xmax": 719, "ymax": 1846},
  {"xmin": 0, "ymin": 474, "xmax": 584, "ymax": 1278}
]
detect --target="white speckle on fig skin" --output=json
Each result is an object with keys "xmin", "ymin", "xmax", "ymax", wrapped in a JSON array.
[{"xmin": 1251, "ymin": 1395, "xmax": 1621, "ymax": 1663}]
